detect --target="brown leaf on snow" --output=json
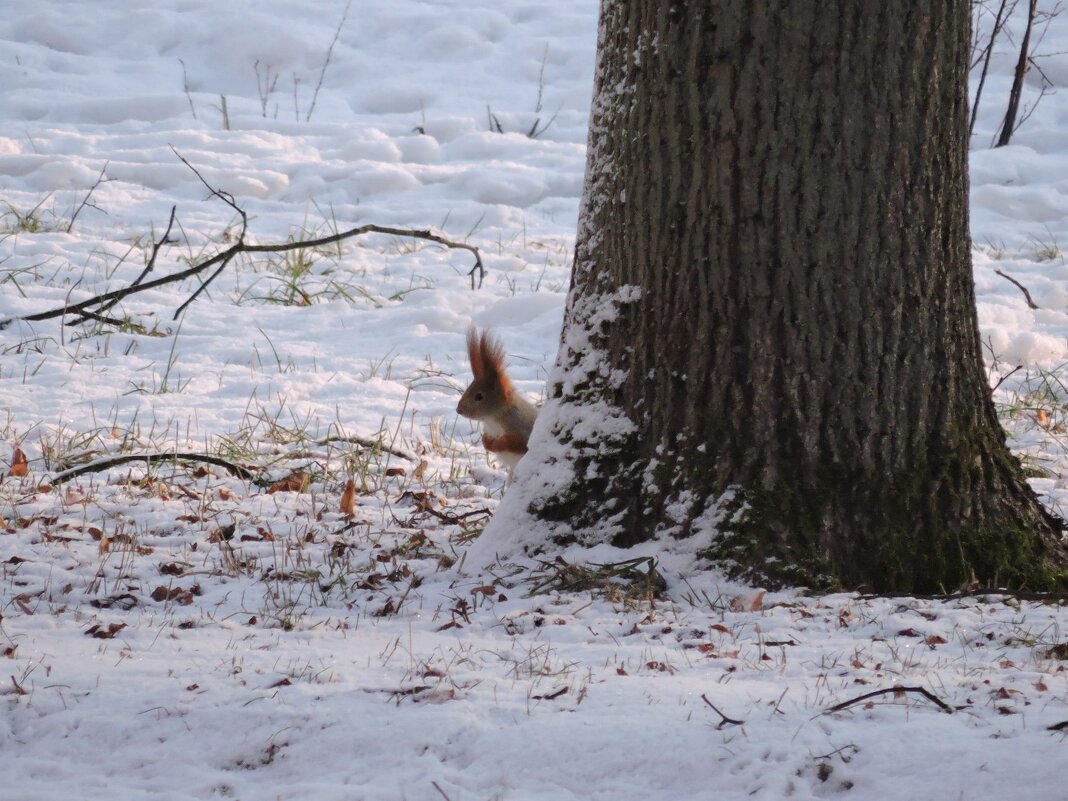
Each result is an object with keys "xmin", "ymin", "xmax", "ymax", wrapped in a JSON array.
[
  {"xmin": 924, "ymin": 635, "xmax": 948, "ymax": 648},
  {"xmin": 151, "ymin": 585, "xmax": 196, "ymax": 605},
  {"xmin": 85, "ymin": 622, "xmax": 126, "ymax": 639},
  {"xmin": 1035, "ymin": 680, "xmax": 1049, "ymax": 692},
  {"xmin": 267, "ymin": 471, "xmax": 309, "ymax": 494},
  {"xmin": 340, "ymin": 479, "xmax": 357, "ymax": 516},
  {"xmin": 385, "ymin": 467, "xmax": 406, "ymax": 477},
  {"xmin": 8, "ymin": 446, "xmax": 28, "ymax": 478}
]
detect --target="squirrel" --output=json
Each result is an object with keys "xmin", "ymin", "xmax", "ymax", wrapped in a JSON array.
[{"xmin": 456, "ymin": 326, "xmax": 538, "ymax": 478}]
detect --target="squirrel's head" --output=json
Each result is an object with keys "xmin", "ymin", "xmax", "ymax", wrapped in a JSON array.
[{"xmin": 456, "ymin": 326, "xmax": 512, "ymax": 421}]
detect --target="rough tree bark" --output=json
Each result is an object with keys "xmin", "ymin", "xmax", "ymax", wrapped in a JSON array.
[{"xmin": 492, "ymin": 0, "xmax": 1068, "ymax": 592}]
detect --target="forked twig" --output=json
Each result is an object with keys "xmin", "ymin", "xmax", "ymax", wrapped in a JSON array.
[
  {"xmin": 69, "ymin": 205, "xmax": 179, "ymax": 326},
  {"xmin": 701, "ymin": 693, "xmax": 746, "ymax": 728},
  {"xmin": 66, "ymin": 161, "xmax": 112, "ymax": 234}
]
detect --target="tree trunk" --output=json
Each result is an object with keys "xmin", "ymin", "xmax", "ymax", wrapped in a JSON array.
[
  {"xmin": 995, "ymin": 0, "xmax": 1037, "ymax": 147},
  {"xmin": 494, "ymin": 0, "xmax": 1068, "ymax": 593}
]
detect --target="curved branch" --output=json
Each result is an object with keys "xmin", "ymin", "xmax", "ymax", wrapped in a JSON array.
[
  {"xmin": 1, "ymin": 152, "xmax": 485, "ymax": 330},
  {"xmin": 48, "ymin": 452, "xmax": 256, "ymax": 486},
  {"xmin": 823, "ymin": 685, "xmax": 952, "ymax": 715}
]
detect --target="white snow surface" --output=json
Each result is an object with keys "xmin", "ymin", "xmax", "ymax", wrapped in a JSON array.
[{"xmin": 1, "ymin": 3, "xmax": 1068, "ymax": 799}]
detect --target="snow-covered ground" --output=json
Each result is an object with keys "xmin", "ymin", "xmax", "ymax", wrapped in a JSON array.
[{"xmin": 2, "ymin": 3, "xmax": 1068, "ymax": 799}]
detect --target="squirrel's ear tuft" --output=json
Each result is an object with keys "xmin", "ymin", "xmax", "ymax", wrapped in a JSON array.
[
  {"xmin": 480, "ymin": 329, "xmax": 506, "ymax": 377},
  {"xmin": 467, "ymin": 325, "xmax": 484, "ymax": 379}
]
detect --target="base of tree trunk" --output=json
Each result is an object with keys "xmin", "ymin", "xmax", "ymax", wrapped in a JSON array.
[{"xmin": 698, "ymin": 449, "xmax": 1068, "ymax": 594}]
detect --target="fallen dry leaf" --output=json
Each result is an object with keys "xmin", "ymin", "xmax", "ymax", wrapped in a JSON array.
[
  {"xmin": 340, "ymin": 479, "xmax": 357, "ymax": 516},
  {"xmin": 8, "ymin": 446, "xmax": 28, "ymax": 478},
  {"xmin": 85, "ymin": 622, "xmax": 127, "ymax": 639},
  {"xmin": 268, "ymin": 470, "xmax": 309, "ymax": 494}
]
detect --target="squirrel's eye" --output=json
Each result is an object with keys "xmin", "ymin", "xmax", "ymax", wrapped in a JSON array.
[{"xmin": 475, "ymin": 392, "xmax": 484, "ymax": 401}]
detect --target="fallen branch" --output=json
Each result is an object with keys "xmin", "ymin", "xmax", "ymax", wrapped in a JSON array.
[
  {"xmin": 824, "ymin": 685, "xmax": 952, "ymax": 715},
  {"xmin": 700, "ymin": 694, "xmax": 745, "ymax": 729},
  {"xmin": 0, "ymin": 152, "xmax": 484, "ymax": 331},
  {"xmin": 995, "ymin": 269, "xmax": 1039, "ymax": 310},
  {"xmin": 48, "ymin": 451, "xmax": 256, "ymax": 486}
]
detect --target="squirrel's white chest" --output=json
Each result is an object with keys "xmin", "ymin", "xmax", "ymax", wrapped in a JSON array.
[{"xmin": 482, "ymin": 418, "xmax": 506, "ymax": 438}]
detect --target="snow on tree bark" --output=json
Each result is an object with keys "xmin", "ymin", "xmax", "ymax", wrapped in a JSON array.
[{"xmin": 478, "ymin": 0, "xmax": 1068, "ymax": 592}]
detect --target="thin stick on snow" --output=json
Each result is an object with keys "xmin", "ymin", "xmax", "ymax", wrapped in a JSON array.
[
  {"xmin": 994, "ymin": 269, "xmax": 1039, "ymax": 309},
  {"xmin": 823, "ymin": 685, "xmax": 952, "ymax": 715}
]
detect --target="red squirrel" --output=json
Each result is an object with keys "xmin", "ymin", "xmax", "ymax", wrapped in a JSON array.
[{"xmin": 456, "ymin": 326, "xmax": 538, "ymax": 478}]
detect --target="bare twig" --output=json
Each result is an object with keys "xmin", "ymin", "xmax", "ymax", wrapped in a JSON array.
[
  {"xmin": 700, "ymin": 694, "xmax": 746, "ymax": 728},
  {"xmin": 254, "ymin": 60, "xmax": 279, "ymax": 118},
  {"xmin": 0, "ymin": 154, "xmax": 485, "ymax": 331},
  {"xmin": 66, "ymin": 162, "xmax": 111, "ymax": 233},
  {"xmin": 994, "ymin": 269, "xmax": 1039, "ymax": 309},
  {"xmin": 179, "ymin": 58, "xmax": 197, "ymax": 120},
  {"xmin": 48, "ymin": 451, "xmax": 256, "ymax": 487},
  {"xmin": 824, "ymin": 685, "xmax": 952, "ymax": 715},
  {"xmin": 306, "ymin": 0, "xmax": 351, "ymax": 122},
  {"xmin": 991, "ymin": 363, "xmax": 1023, "ymax": 392}
]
